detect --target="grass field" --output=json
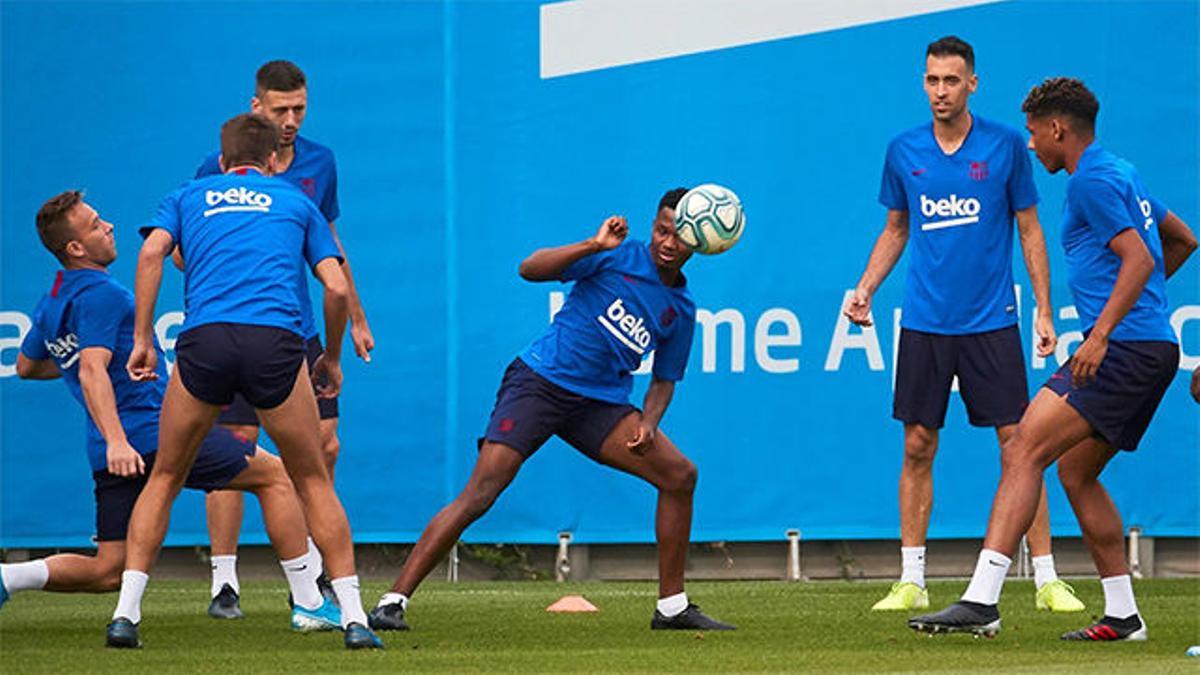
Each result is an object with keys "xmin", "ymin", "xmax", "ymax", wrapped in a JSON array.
[{"xmin": 2, "ymin": 578, "xmax": 1199, "ymax": 673}]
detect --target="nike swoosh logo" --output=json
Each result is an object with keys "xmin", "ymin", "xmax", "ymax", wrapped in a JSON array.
[
  {"xmin": 912, "ymin": 168, "xmax": 927, "ymax": 176},
  {"xmin": 987, "ymin": 560, "xmax": 1006, "ymax": 567}
]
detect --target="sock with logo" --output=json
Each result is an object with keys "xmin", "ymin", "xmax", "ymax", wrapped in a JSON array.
[
  {"xmin": 961, "ymin": 549, "xmax": 1011, "ymax": 606},
  {"xmin": 899, "ymin": 546, "xmax": 926, "ymax": 588},
  {"xmin": 113, "ymin": 570, "xmax": 149, "ymax": 624},
  {"xmin": 1032, "ymin": 554, "xmax": 1058, "ymax": 589},
  {"xmin": 656, "ymin": 592, "xmax": 688, "ymax": 618},
  {"xmin": 281, "ymin": 551, "xmax": 323, "ymax": 611},
  {"xmin": 0, "ymin": 560, "xmax": 49, "ymax": 594},
  {"xmin": 210, "ymin": 554, "xmax": 239, "ymax": 597},
  {"xmin": 378, "ymin": 592, "xmax": 409, "ymax": 611},
  {"xmin": 331, "ymin": 576, "xmax": 369, "ymax": 628},
  {"xmin": 1101, "ymin": 574, "xmax": 1140, "ymax": 619}
]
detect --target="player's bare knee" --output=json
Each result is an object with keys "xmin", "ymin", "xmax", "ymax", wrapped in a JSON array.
[
  {"xmin": 660, "ymin": 459, "xmax": 698, "ymax": 494},
  {"xmin": 1000, "ymin": 433, "xmax": 1053, "ymax": 472},
  {"xmin": 321, "ymin": 434, "xmax": 340, "ymax": 468},
  {"xmin": 1055, "ymin": 460, "xmax": 1093, "ymax": 495},
  {"xmin": 460, "ymin": 480, "xmax": 505, "ymax": 519},
  {"xmin": 94, "ymin": 551, "xmax": 125, "ymax": 590},
  {"xmin": 903, "ymin": 435, "xmax": 937, "ymax": 468}
]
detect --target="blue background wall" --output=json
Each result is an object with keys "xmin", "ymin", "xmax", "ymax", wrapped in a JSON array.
[{"xmin": 2, "ymin": 0, "xmax": 1196, "ymax": 548}]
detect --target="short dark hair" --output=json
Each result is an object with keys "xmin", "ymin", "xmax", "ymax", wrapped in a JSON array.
[
  {"xmin": 220, "ymin": 113, "xmax": 280, "ymax": 169},
  {"xmin": 256, "ymin": 60, "xmax": 306, "ymax": 97},
  {"xmin": 659, "ymin": 187, "xmax": 690, "ymax": 212},
  {"xmin": 1021, "ymin": 77, "xmax": 1099, "ymax": 132},
  {"xmin": 36, "ymin": 190, "xmax": 84, "ymax": 263},
  {"xmin": 926, "ymin": 35, "xmax": 974, "ymax": 71}
]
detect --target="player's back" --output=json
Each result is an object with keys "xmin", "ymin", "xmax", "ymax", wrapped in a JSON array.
[{"xmin": 141, "ymin": 169, "xmax": 339, "ymax": 337}]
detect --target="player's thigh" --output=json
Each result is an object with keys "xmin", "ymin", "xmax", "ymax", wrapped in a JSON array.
[
  {"xmin": 956, "ymin": 326, "xmax": 1029, "ymax": 428},
  {"xmin": 592, "ymin": 414, "xmax": 696, "ymax": 490},
  {"xmin": 463, "ymin": 441, "xmax": 526, "ymax": 500},
  {"xmin": 1003, "ymin": 388, "xmax": 1094, "ymax": 468},
  {"xmin": 156, "ymin": 371, "xmax": 222, "ymax": 478},
  {"xmin": 1055, "ymin": 436, "xmax": 1117, "ymax": 491},
  {"xmin": 893, "ymin": 329, "xmax": 956, "ymax": 429},
  {"xmin": 256, "ymin": 363, "xmax": 326, "ymax": 479}
]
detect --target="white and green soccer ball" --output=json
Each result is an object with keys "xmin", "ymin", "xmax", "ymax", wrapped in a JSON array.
[{"xmin": 674, "ymin": 183, "xmax": 745, "ymax": 255}]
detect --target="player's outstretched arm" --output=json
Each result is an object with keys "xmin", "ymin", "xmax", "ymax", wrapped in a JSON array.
[
  {"xmin": 1157, "ymin": 210, "xmax": 1198, "ymax": 279},
  {"xmin": 1015, "ymin": 205, "xmax": 1057, "ymax": 357},
  {"xmin": 1070, "ymin": 228, "xmax": 1155, "ymax": 387},
  {"xmin": 127, "ymin": 229, "xmax": 173, "ymax": 381},
  {"xmin": 313, "ymin": 257, "xmax": 349, "ymax": 398},
  {"xmin": 327, "ymin": 221, "xmax": 374, "ymax": 362},
  {"xmin": 518, "ymin": 216, "xmax": 627, "ymax": 281},
  {"xmin": 844, "ymin": 209, "xmax": 909, "ymax": 326},
  {"xmin": 15, "ymin": 353, "xmax": 60, "ymax": 380},
  {"xmin": 628, "ymin": 376, "xmax": 675, "ymax": 456},
  {"xmin": 79, "ymin": 347, "xmax": 145, "ymax": 477}
]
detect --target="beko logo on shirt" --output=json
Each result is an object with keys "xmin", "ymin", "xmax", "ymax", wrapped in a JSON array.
[
  {"xmin": 203, "ymin": 188, "xmax": 273, "ymax": 217},
  {"xmin": 44, "ymin": 333, "xmax": 81, "ymax": 368},
  {"xmin": 1138, "ymin": 198, "xmax": 1154, "ymax": 230},
  {"xmin": 597, "ymin": 298, "xmax": 652, "ymax": 355},
  {"xmin": 919, "ymin": 193, "xmax": 981, "ymax": 231}
]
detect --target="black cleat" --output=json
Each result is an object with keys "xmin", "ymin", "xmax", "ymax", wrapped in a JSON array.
[
  {"xmin": 651, "ymin": 603, "xmax": 736, "ymax": 631},
  {"xmin": 344, "ymin": 622, "xmax": 384, "ymax": 649},
  {"xmin": 105, "ymin": 617, "xmax": 141, "ymax": 648},
  {"xmin": 368, "ymin": 603, "xmax": 410, "ymax": 631},
  {"xmin": 208, "ymin": 583, "xmax": 244, "ymax": 619},
  {"xmin": 909, "ymin": 601, "xmax": 1001, "ymax": 637},
  {"xmin": 1061, "ymin": 614, "xmax": 1147, "ymax": 641}
]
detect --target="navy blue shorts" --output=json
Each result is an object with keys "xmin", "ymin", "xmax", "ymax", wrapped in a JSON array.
[
  {"xmin": 480, "ymin": 358, "xmax": 637, "ymax": 460},
  {"xmin": 92, "ymin": 426, "xmax": 255, "ymax": 541},
  {"xmin": 216, "ymin": 335, "xmax": 339, "ymax": 426},
  {"xmin": 176, "ymin": 323, "xmax": 305, "ymax": 410},
  {"xmin": 894, "ymin": 325, "xmax": 1028, "ymax": 429},
  {"xmin": 1044, "ymin": 338, "xmax": 1179, "ymax": 451}
]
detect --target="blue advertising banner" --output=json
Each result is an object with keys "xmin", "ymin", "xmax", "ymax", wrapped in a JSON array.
[{"xmin": 2, "ymin": 0, "xmax": 1196, "ymax": 548}]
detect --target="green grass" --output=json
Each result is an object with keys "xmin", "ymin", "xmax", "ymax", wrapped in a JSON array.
[{"xmin": 2, "ymin": 579, "xmax": 1199, "ymax": 673}]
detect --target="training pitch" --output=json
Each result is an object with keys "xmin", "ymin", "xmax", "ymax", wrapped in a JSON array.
[{"xmin": 2, "ymin": 578, "xmax": 1198, "ymax": 673}]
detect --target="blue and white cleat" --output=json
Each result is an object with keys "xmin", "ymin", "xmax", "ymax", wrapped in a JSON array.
[
  {"xmin": 344, "ymin": 622, "xmax": 384, "ymax": 650},
  {"xmin": 291, "ymin": 597, "xmax": 342, "ymax": 632},
  {"xmin": 105, "ymin": 617, "xmax": 142, "ymax": 648}
]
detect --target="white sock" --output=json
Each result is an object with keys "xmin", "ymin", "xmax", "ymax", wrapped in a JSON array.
[
  {"xmin": 113, "ymin": 570, "xmax": 149, "ymax": 624},
  {"xmin": 656, "ymin": 592, "xmax": 688, "ymax": 618},
  {"xmin": 378, "ymin": 592, "xmax": 409, "ymax": 611},
  {"xmin": 961, "ymin": 549, "xmax": 1011, "ymax": 606},
  {"xmin": 210, "ymin": 555, "xmax": 239, "ymax": 597},
  {"xmin": 1032, "ymin": 554, "xmax": 1058, "ymax": 589},
  {"xmin": 1101, "ymin": 574, "xmax": 1139, "ymax": 619},
  {"xmin": 1, "ymin": 560, "xmax": 50, "ymax": 594},
  {"xmin": 280, "ymin": 552, "xmax": 323, "ymax": 611},
  {"xmin": 331, "ymin": 575, "xmax": 368, "ymax": 628},
  {"xmin": 900, "ymin": 546, "xmax": 926, "ymax": 588},
  {"xmin": 306, "ymin": 537, "xmax": 324, "ymax": 574}
]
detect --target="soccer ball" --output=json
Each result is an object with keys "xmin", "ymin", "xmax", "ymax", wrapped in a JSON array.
[{"xmin": 674, "ymin": 184, "xmax": 745, "ymax": 255}]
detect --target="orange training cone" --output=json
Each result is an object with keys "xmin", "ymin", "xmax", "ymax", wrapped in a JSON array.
[{"xmin": 546, "ymin": 595, "xmax": 599, "ymax": 612}]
